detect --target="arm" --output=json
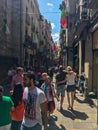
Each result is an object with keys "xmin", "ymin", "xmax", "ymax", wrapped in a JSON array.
[
  {"xmin": 75, "ymin": 74, "xmax": 78, "ymax": 82},
  {"xmin": 10, "ymin": 97, "xmax": 15, "ymax": 111},
  {"xmin": 55, "ymin": 79, "xmax": 58, "ymax": 89},
  {"xmin": 57, "ymin": 76, "xmax": 67, "ymax": 85},
  {"xmin": 11, "ymin": 106, "xmax": 15, "ymax": 111},
  {"xmin": 40, "ymin": 101, "xmax": 48, "ymax": 130},
  {"xmin": 52, "ymin": 85, "xmax": 59, "ymax": 101}
]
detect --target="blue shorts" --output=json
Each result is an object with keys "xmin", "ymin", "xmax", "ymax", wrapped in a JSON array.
[
  {"xmin": 57, "ymin": 85, "xmax": 66, "ymax": 97},
  {"xmin": 20, "ymin": 123, "xmax": 42, "ymax": 130},
  {"xmin": 67, "ymin": 85, "xmax": 76, "ymax": 92}
]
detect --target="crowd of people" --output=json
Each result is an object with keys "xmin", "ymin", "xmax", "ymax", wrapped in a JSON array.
[{"xmin": 0, "ymin": 65, "xmax": 86, "ymax": 130}]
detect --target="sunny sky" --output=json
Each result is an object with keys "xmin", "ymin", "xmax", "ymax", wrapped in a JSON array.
[{"xmin": 37, "ymin": 0, "xmax": 62, "ymax": 43}]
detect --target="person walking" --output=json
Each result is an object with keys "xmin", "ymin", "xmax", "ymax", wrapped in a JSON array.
[
  {"xmin": 55, "ymin": 65, "xmax": 67, "ymax": 110},
  {"xmin": 41, "ymin": 76, "xmax": 59, "ymax": 120},
  {"xmin": 66, "ymin": 66, "xmax": 77, "ymax": 110},
  {"xmin": 79, "ymin": 72, "xmax": 86, "ymax": 96},
  {"xmin": 38, "ymin": 72, "xmax": 48, "ymax": 88},
  {"xmin": 10, "ymin": 84, "xmax": 24, "ymax": 130},
  {"xmin": 0, "ymin": 86, "xmax": 15, "ymax": 130},
  {"xmin": 11, "ymin": 67, "xmax": 24, "ymax": 90},
  {"xmin": 21, "ymin": 72, "xmax": 48, "ymax": 130}
]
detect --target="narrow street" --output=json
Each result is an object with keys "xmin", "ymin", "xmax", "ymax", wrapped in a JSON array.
[
  {"xmin": 43, "ymin": 92, "xmax": 97, "ymax": 130},
  {"xmin": 2, "ymin": 77, "xmax": 98, "ymax": 130},
  {"xmin": 0, "ymin": 0, "xmax": 98, "ymax": 130}
]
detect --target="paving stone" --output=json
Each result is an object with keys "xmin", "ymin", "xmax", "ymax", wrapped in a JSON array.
[{"xmin": 42, "ymin": 91, "xmax": 98, "ymax": 130}]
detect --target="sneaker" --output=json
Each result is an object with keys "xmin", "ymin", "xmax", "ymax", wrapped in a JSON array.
[{"xmin": 67, "ymin": 106, "xmax": 71, "ymax": 110}]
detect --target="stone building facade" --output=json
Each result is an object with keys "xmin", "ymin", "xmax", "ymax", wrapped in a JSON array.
[
  {"xmin": 71, "ymin": 0, "xmax": 98, "ymax": 93},
  {"xmin": 60, "ymin": 0, "xmax": 98, "ymax": 94},
  {"xmin": 0, "ymin": 0, "xmax": 52, "ymax": 80}
]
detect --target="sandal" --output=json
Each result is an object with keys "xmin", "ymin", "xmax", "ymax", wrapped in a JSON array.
[
  {"xmin": 70, "ymin": 107, "xmax": 74, "ymax": 111},
  {"xmin": 60, "ymin": 107, "xmax": 63, "ymax": 110},
  {"xmin": 67, "ymin": 106, "xmax": 71, "ymax": 110}
]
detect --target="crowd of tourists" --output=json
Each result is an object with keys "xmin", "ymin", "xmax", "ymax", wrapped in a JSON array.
[{"xmin": 0, "ymin": 65, "xmax": 86, "ymax": 130}]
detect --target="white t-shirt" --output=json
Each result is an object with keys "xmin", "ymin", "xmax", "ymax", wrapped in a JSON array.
[
  {"xmin": 66, "ymin": 72, "xmax": 76, "ymax": 85},
  {"xmin": 22, "ymin": 87, "xmax": 46, "ymax": 127}
]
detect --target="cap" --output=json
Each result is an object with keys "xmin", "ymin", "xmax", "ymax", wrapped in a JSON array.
[{"xmin": 41, "ymin": 72, "xmax": 48, "ymax": 77}]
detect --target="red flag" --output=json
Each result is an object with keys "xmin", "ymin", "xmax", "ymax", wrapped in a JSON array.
[
  {"xmin": 60, "ymin": 9, "xmax": 67, "ymax": 28},
  {"xmin": 52, "ymin": 44, "xmax": 56, "ymax": 52}
]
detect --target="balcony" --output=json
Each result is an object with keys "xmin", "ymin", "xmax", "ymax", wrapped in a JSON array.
[
  {"xmin": 74, "ymin": 19, "xmax": 88, "ymax": 38},
  {"xmin": 81, "ymin": 11, "xmax": 88, "ymax": 21},
  {"xmin": 88, "ymin": 0, "xmax": 98, "ymax": 9},
  {"xmin": 74, "ymin": 2, "xmax": 89, "ymax": 37}
]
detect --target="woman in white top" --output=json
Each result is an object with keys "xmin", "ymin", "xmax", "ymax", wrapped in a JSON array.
[{"xmin": 66, "ymin": 66, "xmax": 77, "ymax": 110}]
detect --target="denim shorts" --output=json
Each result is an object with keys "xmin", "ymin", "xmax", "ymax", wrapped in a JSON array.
[
  {"xmin": 20, "ymin": 123, "xmax": 42, "ymax": 130},
  {"xmin": 67, "ymin": 85, "xmax": 76, "ymax": 92},
  {"xmin": 11, "ymin": 120, "xmax": 22, "ymax": 130},
  {"xmin": 57, "ymin": 85, "xmax": 66, "ymax": 97}
]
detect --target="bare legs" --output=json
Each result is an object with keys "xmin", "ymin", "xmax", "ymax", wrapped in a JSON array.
[
  {"xmin": 60, "ymin": 97, "xmax": 64, "ymax": 109},
  {"xmin": 71, "ymin": 92, "xmax": 75, "ymax": 109},
  {"xmin": 67, "ymin": 91, "xmax": 75, "ymax": 110},
  {"xmin": 67, "ymin": 92, "xmax": 70, "ymax": 108}
]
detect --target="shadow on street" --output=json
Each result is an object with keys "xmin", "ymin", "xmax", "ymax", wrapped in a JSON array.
[
  {"xmin": 75, "ymin": 96, "xmax": 96, "ymax": 108},
  {"xmin": 47, "ymin": 115, "xmax": 66, "ymax": 130},
  {"xmin": 60, "ymin": 109, "xmax": 88, "ymax": 120}
]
